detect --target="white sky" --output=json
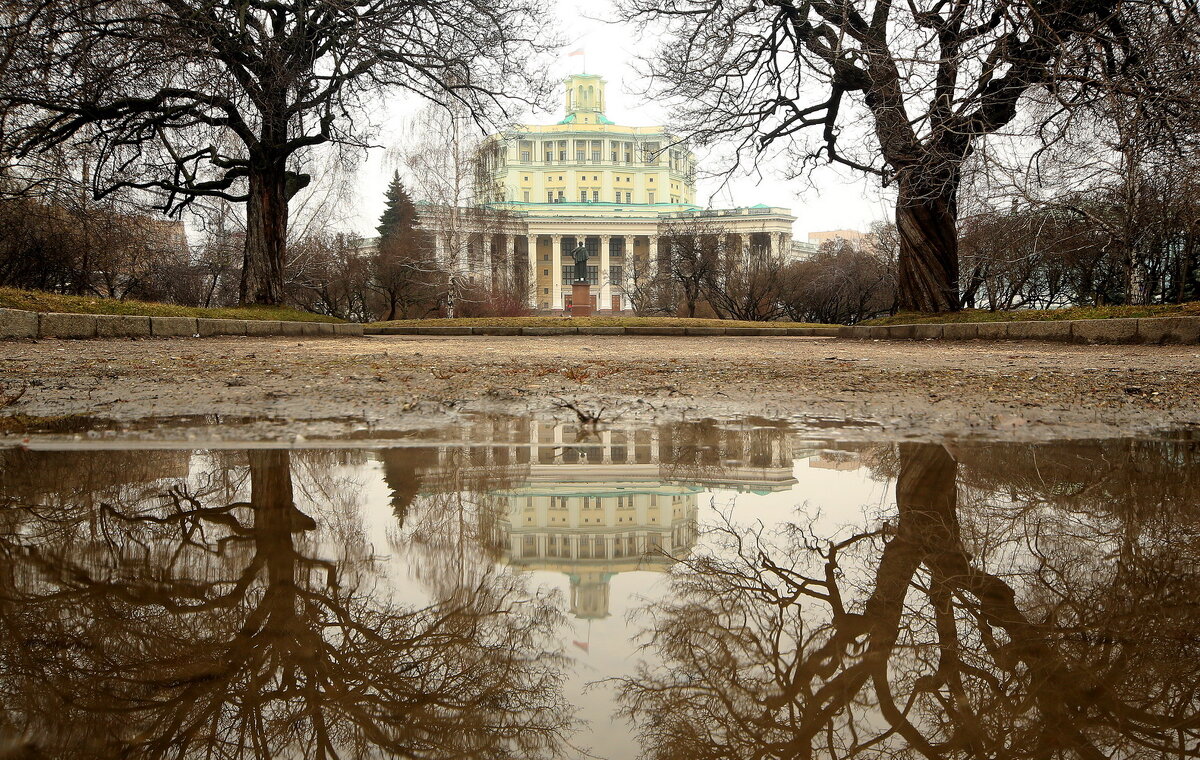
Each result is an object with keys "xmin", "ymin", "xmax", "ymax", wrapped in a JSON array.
[{"xmin": 343, "ymin": 0, "xmax": 892, "ymax": 240}]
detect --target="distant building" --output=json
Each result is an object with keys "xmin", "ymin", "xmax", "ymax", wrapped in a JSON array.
[{"xmin": 808, "ymin": 229, "xmax": 871, "ymax": 249}]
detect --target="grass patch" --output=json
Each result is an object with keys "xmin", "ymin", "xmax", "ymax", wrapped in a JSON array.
[
  {"xmin": 0, "ymin": 287, "xmax": 341, "ymax": 322},
  {"xmin": 368, "ymin": 315, "xmax": 834, "ymax": 329},
  {"xmin": 861, "ymin": 302, "xmax": 1200, "ymax": 326}
]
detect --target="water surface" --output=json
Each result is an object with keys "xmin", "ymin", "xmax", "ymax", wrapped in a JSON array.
[{"xmin": 1, "ymin": 417, "xmax": 1197, "ymax": 758}]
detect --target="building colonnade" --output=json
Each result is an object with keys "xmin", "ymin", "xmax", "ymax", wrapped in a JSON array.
[{"xmin": 424, "ymin": 228, "xmax": 793, "ymax": 313}]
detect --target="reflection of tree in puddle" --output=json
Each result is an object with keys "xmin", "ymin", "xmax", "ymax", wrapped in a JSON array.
[
  {"xmin": 619, "ymin": 441, "xmax": 1200, "ymax": 759},
  {"xmin": 0, "ymin": 449, "xmax": 571, "ymax": 759}
]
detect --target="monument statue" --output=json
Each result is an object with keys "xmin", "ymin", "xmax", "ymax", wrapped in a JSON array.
[{"xmin": 571, "ymin": 243, "xmax": 589, "ymax": 283}]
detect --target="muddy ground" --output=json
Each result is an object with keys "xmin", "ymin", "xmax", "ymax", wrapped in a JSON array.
[{"xmin": 2, "ymin": 334, "xmax": 1199, "ymax": 442}]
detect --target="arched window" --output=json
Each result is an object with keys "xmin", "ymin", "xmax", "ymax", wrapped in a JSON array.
[{"xmin": 587, "ymin": 85, "xmax": 594, "ymax": 106}]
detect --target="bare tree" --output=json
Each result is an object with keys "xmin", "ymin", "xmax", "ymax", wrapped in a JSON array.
[
  {"xmin": 0, "ymin": 0, "xmax": 554, "ymax": 305},
  {"xmin": 780, "ymin": 233, "xmax": 896, "ymax": 323},
  {"xmin": 657, "ymin": 215, "xmax": 726, "ymax": 318},
  {"xmin": 397, "ymin": 104, "xmax": 526, "ymax": 317},
  {"xmin": 621, "ymin": 0, "xmax": 1200, "ymax": 312},
  {"xmin": 703, "ymin": 232, "xmax": 789, "ymax": 321},
  {"xmin": 620, "ymin": 249, "xmax": 674, "ymax": 316}
]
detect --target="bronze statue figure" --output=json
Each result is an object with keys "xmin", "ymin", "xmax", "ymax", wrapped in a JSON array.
[{"xmin": 571, "ymin": 243, "xmax": 589, "ymax": 283}]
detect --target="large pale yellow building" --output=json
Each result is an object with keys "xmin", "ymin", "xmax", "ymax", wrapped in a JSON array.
[{"xmin": 417, "ymin": 74, "xmax": 799, "ymax": 313}]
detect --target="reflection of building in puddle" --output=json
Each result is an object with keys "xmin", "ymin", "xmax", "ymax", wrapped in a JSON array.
[
  {"xmin": 493, "ymin": 475, "xmax": 702, "ymax": 619},
  {"xmin": 397, "ymin": 420, "xmax": 802, "ymax": 619}
]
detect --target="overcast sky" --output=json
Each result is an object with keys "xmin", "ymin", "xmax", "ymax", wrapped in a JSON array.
[{"xmin": 343, "ymin": 0, "xmax": 892, "ymax": 241}]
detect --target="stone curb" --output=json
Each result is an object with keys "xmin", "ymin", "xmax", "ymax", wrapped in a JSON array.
[
  {"xmin": 39, "ymin": 312, "xmax": 97, "ymax": 339},
  {"xmin": 0, "ymin": 307, "xmax": 360, "ymax": 340},
  {"xmin": 151, "ymin": 316, "xmax": 198, "ymax": 337},
  {"xmin": 95, "ymin": 314, "xmax": 151, "ymax": 338},
  {"xmin": 0, "ymin": 307, "xmax": 40, "ymax": 339},
  {"xmin": 836, "ymin": 315, "xmax": 1200, "ymax": 344}
]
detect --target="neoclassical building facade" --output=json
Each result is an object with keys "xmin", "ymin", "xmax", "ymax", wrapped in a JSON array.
[{"xmin": 414, "ymin": 74, "xmax": 798, "ymax": 314}]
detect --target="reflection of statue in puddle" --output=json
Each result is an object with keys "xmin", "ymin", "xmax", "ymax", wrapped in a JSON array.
[
  {"xmin": 618, "ymin": 441, "xmax": 1200, "ymax": 759},
  {"xmin": 0, "ymin": 448, "xmax": 571, "ymax": 758}
]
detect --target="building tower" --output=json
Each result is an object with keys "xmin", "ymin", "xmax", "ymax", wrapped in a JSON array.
[{"xmin": 562, "ymin": 74, "xmax": 612, "ymax": 125}]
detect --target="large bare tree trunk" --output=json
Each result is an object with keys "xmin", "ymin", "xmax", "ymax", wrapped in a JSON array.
[
  {"xmin": 896, "ymin": 181, "xmax": 960, "ymax": 313},
  {"xmin": 240, "ymin": 168, "xmax": 290, "ymax": 306}
]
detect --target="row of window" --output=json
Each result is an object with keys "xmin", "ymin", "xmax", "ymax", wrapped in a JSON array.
[
  {"xmin": 515, "ymin": 139, "xmax": 693, "ymax": 171},
  {"xmin": 537, "ymin": 190, "xmax": 656, "ymax": 204}
]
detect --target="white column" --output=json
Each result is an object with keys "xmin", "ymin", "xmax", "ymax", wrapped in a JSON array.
[
  {"xmin": 506, "ymin": 234, "xmax": 516, "ymax": 290},
  {"xmin": 551, "ymin": 234, "xmax": 563, "ymax": 311},
  {"xmin": 620, "ymin": 236, "xmax": 634, "ymax": 312},
  {"xmin": 601, "ymin": 430, "xmax": 612, "ymax": 463},
  {"xmin": 526, "ymin": 234, "xmax": 539, "ymax": 309},
  {"xmin": 650, "ymin": 236, "xmax": 660, "ymax": 277},
  {"xmin": 600, "ymin": 235, "xmax": 612, "ymax": 311}
]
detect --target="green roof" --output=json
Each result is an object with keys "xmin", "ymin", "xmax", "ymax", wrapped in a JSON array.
[{"xmin": 557, "ymin": 113, "xmax": 615, "ymax": 125}]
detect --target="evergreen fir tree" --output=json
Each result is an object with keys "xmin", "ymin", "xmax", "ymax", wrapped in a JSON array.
[
  {"xmin": 371, "ymin": 171, "xmax": 438, "ymax": 321},
  {"xmin": 377, "ymin": 171, "xmax": 420, "ymax": 241}
]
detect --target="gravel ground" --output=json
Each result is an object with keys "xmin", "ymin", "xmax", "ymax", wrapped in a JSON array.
[{"xmin": 3, "ymin": 335, "xmax": 1200, "ymax": 442}]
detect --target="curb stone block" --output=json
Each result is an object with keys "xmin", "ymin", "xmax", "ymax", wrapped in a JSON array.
[
  {"xmin": 278, "ymin": 321, "xmax": 307, "ymax": 336},
  {"xmin": 625, "ymin": 326, "xmax": 686, "ymax": 336},
  {"xmin": 197, "ymin": 318, "xmax": 246, "ymax": 337},
  {"xmin": 0, "ymin": 308, "xmax": 39, "ymax": 339},
  {"xmin": 1072, "ymin": 318, "xmax": 1138, "ymax": 344},
  {"xmin": 366, "ymin": 325, "xmax": 417, "ymax": 335},
  {"xmin": 789, "ymin": 327, "xmax": 838, "ymax": 337},
  {"xmin": 244, "ymin": 320, "xmax": 283, "ymax": 336},
  {"xmin": 150, "ymin": 317, "xmax": 198, "ymax": 337},
  {"xmin": 521, "ymin": 327, "xmax": 578, "ymax": 336},
  {"xmin": 578, "ymin": 327, "xmax": 625, "ymax": 335},
  {"xmin": 333, "ymin": 323, "xmax": 364, "ymax": 336},
  {"xmin": 301, "ymin": 322, "xmax": 336, "ymax": 336},
  {"xmin": 726, "ymin": 327, "xmax": 790, "ymax": 336},
  {"xmin": 836, "ymin": 325, "xmax": 861, "ymax": 339},
  {"xmin": 685, "ymin": 327, "xmax": 726, "ymax": 336},
  {"xmin": 95, "ymin": 314, "xmax": 151, "ymax": 338},
  {"xmin": 974, "ymin": 322, "xmax": 1009, "ymax": 340},
  {"xmin": 1137, "ymin": 317, "xmax": 1200, "ymax": 344},
  {"xmin": 417, "ymin": 326, "xmax": 473, "ymax": 336},
  {"xmin": 911, "ymin": 324, "xmax": 944, "ymax": 340},
  {"xmin": 39, "ymin": 312, "xmax": 97, "ymax": 339},
  {"xmin": 940, "ymin": 323, "xmax": 979, "ymax": 340},
  {"xmin": 1006, "ymin": 320, "xmax": 1071, "ymax": 342},
  {"xmin": 885, "ymin": 325, "xmax": 916, "ymax": 340},
  {"xmin": 865, "ymin": 326, "xmax": 890, "ymax": 339},
  {"xmin": 472, "ymin": 326, "xmax": 523, "ymax": 336}
]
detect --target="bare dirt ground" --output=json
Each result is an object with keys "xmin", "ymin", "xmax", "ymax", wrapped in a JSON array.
[{"xmin": 3, "ymin": 335, "xmax": 1199, "ymax": 441}]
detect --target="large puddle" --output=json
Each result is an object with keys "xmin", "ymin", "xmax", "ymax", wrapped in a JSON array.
[{"xmin": 2, "ymin": 416, "xmax": 1198, "ymax": 758}]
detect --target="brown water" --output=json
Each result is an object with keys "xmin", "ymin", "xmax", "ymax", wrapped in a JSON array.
[{"xmin": 1, "ymin": 417, "xmax": 1198, "ymax": 759}]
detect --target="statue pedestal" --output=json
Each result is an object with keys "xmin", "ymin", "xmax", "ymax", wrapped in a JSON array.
[{"xmin": 570, "ymin": 283, "xmax": 593, "ymax": 317}]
